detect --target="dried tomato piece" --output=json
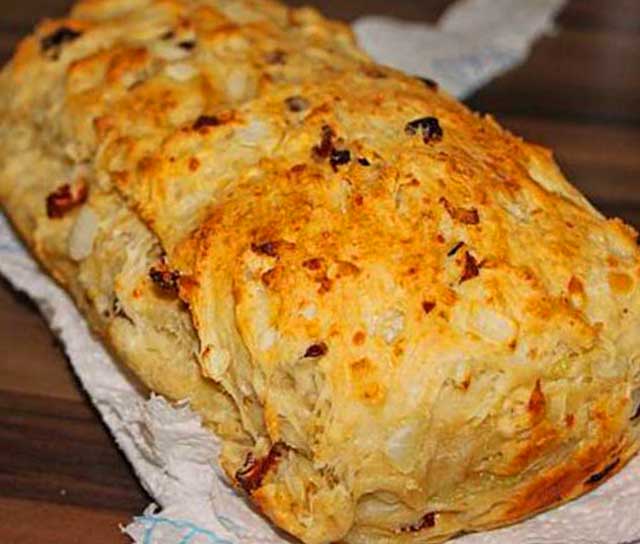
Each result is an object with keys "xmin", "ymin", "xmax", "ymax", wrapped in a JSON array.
[
  {"xmin": 251, "ymin": 241, "xmax": 278, "ymax": 257},
  {"xmin": 330, "ymin": 149, "xmax": 351, "ymax": 171},
  {"xmin": 440, "ymin": 197, "xmax": 480, "ymax": 225},
  {"xmin": 585, "ymin": 459, "xmax": 620, "ymax": 485},
  {"xmin": 302, "ymin": 258, "xmax": 324, "ymax": 271},
  {"xmin": 405, "ymin": 116, "xmax": 443, "ymax": 144},
  {"xmin": 460, "ymin": 251, "xmax": 480, "ymax": 283},
  {"xmin": 41, "ymin": 26, "xmax": 82, "ymax": 55},
  {"xmin": 528, "ymin": 379, "xmax": 545, "ymax": 417},
  {"xmin": 312, "ymin": 125, "xmax": 336, "ymax": 160},
  {"xmin": 192, "ymin": 115, "xmax": 220, "ymax": 131},
  {"xmin": 235, "ymin": 443, "xmax": 287, "ymax": 493},
  {"xmin": 422, "ymin": 301, "xmax": 436, "ymax": 314},
  {"xmin": 399, "ymin": 512, "xmax": 437, "ymax": 533},
  {"xmin": 46, "ymin": 183, "xmax": 88, "ymax": 219},
  {"xmin": 304, "ymin": 342, "xmax": 328, "ymax": 358},
  {"xmin": 251, "ymin": 240, "xmax": 294, "ymax": 259},
  {"xmin": 149, "ymin": 265, "xmax": 180, "ymax": 293},
  {"xmin": 311, "ymin": 125, "xmax": 352, "ymax": 171},
  {"xmin": 285, "ymin": 96, "xmax": 309, "ymax": 112}
]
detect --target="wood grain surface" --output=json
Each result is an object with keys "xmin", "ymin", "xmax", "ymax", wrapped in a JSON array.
[{"xmin": 1, "ymin": 1, "xmax": 639, "ymax": 542}]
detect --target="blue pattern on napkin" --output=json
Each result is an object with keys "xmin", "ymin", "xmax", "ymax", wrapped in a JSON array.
[{"xmin": 137, "ymin": 515, "xmax": 234, "ymax": 544}]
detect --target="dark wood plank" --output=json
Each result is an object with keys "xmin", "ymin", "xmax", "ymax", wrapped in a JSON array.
[
  {"xmin": 466, "ymin": 28, "xmax": 640, "ymax": 124},
  {"xmin": 0, "ymin": 389, "xmax": 149, "ymax": 512},
  {"xmin": 557, "ymin": 0, "xmax": 640, "ymax": 33},
  {"xmin": 496, "ymin": 115, "xmax": 640, "ymax": 206},
  {"xmin": 0, "ymin": 0, "xmax": 72, "ymax": 33},
  {"xmin": 287, "ymin": 0, "xmax": 450, "ymax": 22},
  {"xmin": 0, "ymin": 31, "xmax": 23, "ymax": 64},
  {"xmin": 0, "ymin": 276, "xmax": 150, "ymax": 530},
  {"xmin": 591, "ymin": 202, "xmax": 640, "ymax": 233},
  {"xmin": 0, "ymin": 277, "xmax": 79, "ymax": 400},
  {"xmin": 0, "ymin": 497, "xmax": 131, "ymax": 544}
]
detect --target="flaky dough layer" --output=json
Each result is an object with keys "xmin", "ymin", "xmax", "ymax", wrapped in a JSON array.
[{"xmin": 1, "ymin": 1, "xmax": 639, "ymax": 542}]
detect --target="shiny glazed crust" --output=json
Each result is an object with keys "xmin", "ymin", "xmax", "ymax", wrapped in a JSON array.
[{"xmin": 0, "ymin": 1, "xmax": 639, "ymax": 542}]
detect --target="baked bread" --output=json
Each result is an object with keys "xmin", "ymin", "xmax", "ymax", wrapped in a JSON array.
[{"xmin": 1, "ymin": 1, "xmax": 639, "ymax": 542}]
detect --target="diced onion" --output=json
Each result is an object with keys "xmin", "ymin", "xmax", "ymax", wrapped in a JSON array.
[
  {"xmin": 165, "ymin": 62, "xmax": 198, "ymax": 82},
  {"xmin": 68, "ymin": 206, "xmax": 99, "ymax": 261}
]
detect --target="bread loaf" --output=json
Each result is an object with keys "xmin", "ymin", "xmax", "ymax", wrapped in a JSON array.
[{"xmin": 1, "ymin": 1, "xmax": 639, "ymax": 542}]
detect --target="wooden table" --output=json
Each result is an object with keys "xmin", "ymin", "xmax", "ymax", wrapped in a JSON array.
[{"xmin": 1, "ymin": 1, "xmax": 639, "ymax": 542}]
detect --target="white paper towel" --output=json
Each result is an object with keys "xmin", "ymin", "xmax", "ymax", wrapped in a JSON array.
[
  {"xmin": 3, "ymin": 1, "xmax": 640, "ymax": 543},
  {"xmin": 354, "ymin": 0, "xmax": 567, "ymax": 98}
]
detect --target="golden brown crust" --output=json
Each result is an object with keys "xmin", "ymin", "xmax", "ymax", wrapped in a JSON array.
[{"xmin": 1, "ymin": 1, "xmax": 639, "ymax": 543}]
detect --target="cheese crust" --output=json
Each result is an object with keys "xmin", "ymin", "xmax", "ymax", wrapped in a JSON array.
[{"xmin": 1, "ymin": 1, "xmax": 639, "ymax": 542}]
